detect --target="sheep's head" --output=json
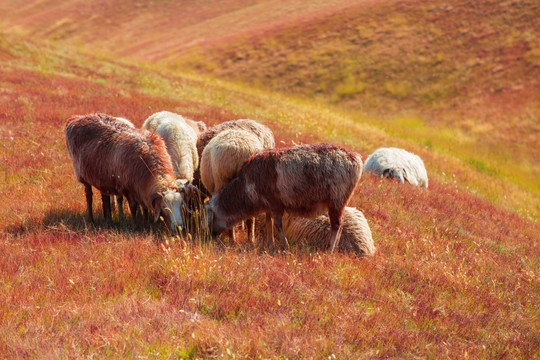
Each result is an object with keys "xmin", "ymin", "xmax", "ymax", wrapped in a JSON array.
[
  {"xmin": 203, "ymin": 203, "xmax": 226, "ymax": 239},
  {"xmin": 383, "ymin": 168, "xmax": 405, "ymax": 184},
  {"xmin": 151, "ymin": 189, "xmax": 184, "ymax": 234}
]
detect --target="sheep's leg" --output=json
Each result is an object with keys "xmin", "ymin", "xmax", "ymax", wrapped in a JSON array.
[
  {"xmin": 265, "ymin": 212, "xmax": 274, "ymax": 247},
  {"xmin": 329, "ymin": 225, "xmax": 344, "ymax": 253},
  {"xmin": 101, "ymin": 193, "xmax": 112, "ymax": 223},
  {"xmin": 128, "ymin": 198, "xmax": 139, "ymax": 224},
  {"xmin": 116, "ymin": 196, "xmax": 125, "ymax": 219},
  {"xmin": 273, "ymin": 214, "xmax": 289, "ymax": 249},
  {"xmin": 245, "ymin": 217, "xmax": 255, "ymax": 244},
  {"xmin": 328, "ymin": 207, "xmax": 344, "ymax": 253},
  {"xmin": 84, "ymin": 183, "xmax": 94, "ymax": 223},
  {"xmin": 142, "ymin": 206, "xmax": 149, "ymax": 224},
  {"xmin": 109, "ymin": 196, "xmax": 116, "ymax": 213}
]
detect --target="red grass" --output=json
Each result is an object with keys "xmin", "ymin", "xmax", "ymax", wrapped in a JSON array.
[
  {"xmin": 1, "ymin": 60, "xmax": 538, "ymax": 358},
  {"xmin": 1, "ymin": 4, "xmax": 539, "ymax": 356}
]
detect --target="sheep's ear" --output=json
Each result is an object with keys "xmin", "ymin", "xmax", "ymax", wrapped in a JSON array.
[
  {"xmin": 150, "ymin": 193, "xmax": 163, "ymax": 223},
  {"xmin": 396, "ymin": 171, "xmax": 405, "ymax": 184}
]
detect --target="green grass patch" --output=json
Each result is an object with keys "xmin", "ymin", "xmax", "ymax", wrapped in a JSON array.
[{"xmin": 466, "ymin": 158, "xmax": 500, "ymax": 177}]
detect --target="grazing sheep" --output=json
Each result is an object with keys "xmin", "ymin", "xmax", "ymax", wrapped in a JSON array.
[
  {"xmin": 201, "ymin": 129, "xmax": 267, "ymax": 194},
  {"xmin": 200, "ymin": 129, "xmax": 268, "ymax": 242},
  {"xmin": 143, "ymin": 111, "xmax": 199, "ymax": 183},
  {"xmin": 65, "ymin": 113, "xmax": 187, "ymax": 232},
  {"xmin": 205, "ymin": 143, "xmax": 363, "ymax": 252},
  {"xmin": 194, "ymin": 119, "xmax": 275, "ymax": 195},
  {"xmin": 364, "ymin": 147, "xmax": 428, "ymax": 188},
  {"xmin": 255, "ymin": 207, "xmax": 375, "ymax": 255}
]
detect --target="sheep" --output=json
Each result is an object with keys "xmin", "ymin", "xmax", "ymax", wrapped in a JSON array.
[
  {"xmin": 200, "ymin": 129, "xmax": 268, "ymax": 242},
  {"xmin": 196, "ymin": 119, "xmax": 275, "ymax": 157},
  {"xmin": 255, "ymin": 207, "xmax": 375, "ymax": 255},
  {"xmin": 142, "ymin": 111, "xmax": 199, "ymax": 183},
  {"xmin": 65, "ymin": 113, "xmax": 187, "ymax": 233},
  {"xmin": 204, "ymin": 143, "xmax": 363, "ymax": 252},
  {"xmin": 194, "ymin": 119, "xmax": 275, "ymax": 195},
  {"xmin": 364, "ymin": 147, "xmax": 428, "ymax": 188}
]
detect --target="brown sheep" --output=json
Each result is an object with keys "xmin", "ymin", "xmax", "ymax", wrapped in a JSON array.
[
  {"xmin": 205, "ymin": 143, "xmax": 363, "ymax": 252},
  {"xmin": 200, "ymin": 129, "xmax": 269, "ymax": 243},
  {"xmin": 65, "ymin": 113, "xmax": 187, "ymax": 232}
]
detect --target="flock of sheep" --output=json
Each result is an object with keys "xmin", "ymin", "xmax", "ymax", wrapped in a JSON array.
[{"xmin": 65, "ymin": 111, "xmax": 428, "ymax": 255}]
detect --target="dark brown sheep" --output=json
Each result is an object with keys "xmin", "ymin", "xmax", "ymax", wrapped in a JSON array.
[{"xmin": 205, "ymin": 143, "xmax": 363, "ymax": 252}]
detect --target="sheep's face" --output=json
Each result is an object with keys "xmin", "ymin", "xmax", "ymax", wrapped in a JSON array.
[
  {"xmin": 152, "ymin": 189, "xmax": 184, "ymax": 234},
  {"xmin": 383, "ymin": 168, "xmax": 405, "ymax": 184},
  {"xmin": 203, "ymin": 203, "xmax": 226, "ymax": 238}
]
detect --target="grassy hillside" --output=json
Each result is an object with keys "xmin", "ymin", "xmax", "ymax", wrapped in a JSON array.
[
  {"xmin": 2, "ymin": 0, "xmax": 538, "ymax": 219},
  {"xmin": 166, "ymin": 0, "xmax": 540, "ymax": 219},
  {"xmin": 0, "ymin": 0, "xmax": 358, "ymax": 60},
  {"xmin": 1, "ymin": 30, "xmax": 539, "ymax": 358},
  {"xmin": 1, "ymin": 0, "xmax": 540, "ymax": 357}
]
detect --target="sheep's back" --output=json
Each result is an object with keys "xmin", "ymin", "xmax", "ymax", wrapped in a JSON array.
[
  {"xmin": 66, "ymin": 115, "xmax": 175, "ymax": 202},
  {"xmin": 154, "ymin": 118, "xmax": 198, "ymax": 180},
  {"xmin": 197, "ymin": 119, "xmax": 274, "ymax": 157},
  {"xmin": 201, "ymin": 129, "xmax": 263, "ymax": 194},
  {"xmin": 255, "ymin": 207, "xmax": 375, "ymax": 255},
  {"xmin": 365, "ymin": 147, "xmax": 428, "ymax": 187},
  {"xmin": 273, "ymin": 143, "xmax": 362, "ymax": 210}
]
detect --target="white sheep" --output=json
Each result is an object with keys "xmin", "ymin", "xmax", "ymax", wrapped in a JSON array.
[
  {"xmin": 364, "ymin": 147, "xmax": 428, "ymax": 188},
  {"xmin": 200, "ymin": 129, "xmax": 268, "ymax": 242},
  {"xmin": 196, "ymin": 119, "xmax": 275, "ymax": 155},
  {"xmin": 255, "ymin": 207, "xmax": 375, "ymax": 255},
  {"xmin": 194, "ymin": 119, "xmax": 275, "ymax": 195},
  {"xmin": 143, "ymin": 111, "xmax": 199, "ymax": 183}
]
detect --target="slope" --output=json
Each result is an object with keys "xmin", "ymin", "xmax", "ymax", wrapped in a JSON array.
[
  {"xmin": 1, "ymin": 0, "xmax": 538, "ymax": 219},
  {"xmin": 0, "ymin": 0, "xmax": 361, "ymax": 60},
  {"xmin": 167, "ymin": 0, "xmax": 540, "ymax": 218},
  {"xmin": 0, "ymin": 32, "xmax": 539, "ymax": 358}
]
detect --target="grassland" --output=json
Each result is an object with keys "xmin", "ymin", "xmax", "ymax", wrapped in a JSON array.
[
  {"xmin": 1, "ymin": 0, "xmax": 539, "ymax": 358},
  {"xmin": 3, "ymin": 0, "xmax": 537, "ymax": 218},
  {"xmin": 165, "ymin": 0, "xmax": 540, "ymax": 219}
]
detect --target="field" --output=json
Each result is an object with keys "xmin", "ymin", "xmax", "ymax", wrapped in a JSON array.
[{"xmin": 1, "ymin": 0, "xmax": 539, "ymax": 358}]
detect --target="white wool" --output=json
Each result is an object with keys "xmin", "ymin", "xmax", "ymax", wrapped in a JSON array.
[
  {"xmin": 255, "ymin": 206, "xmax": 375, "ymax": 255},
  {"xmin": 200, "ymin": 129, "xmax": 264, "ymax": 194},
  {"xmin": 143, "ymin": 111, "xmax": 199, "ymax": 182},
  {"xmin": 364, "ymin": 147, "xmax": 428, "ymax": 188}
]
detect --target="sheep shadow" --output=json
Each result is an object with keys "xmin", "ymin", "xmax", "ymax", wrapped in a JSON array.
[{"xmin": 3, "ymin": 208, "xmax": 168, "ymax": 240}]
